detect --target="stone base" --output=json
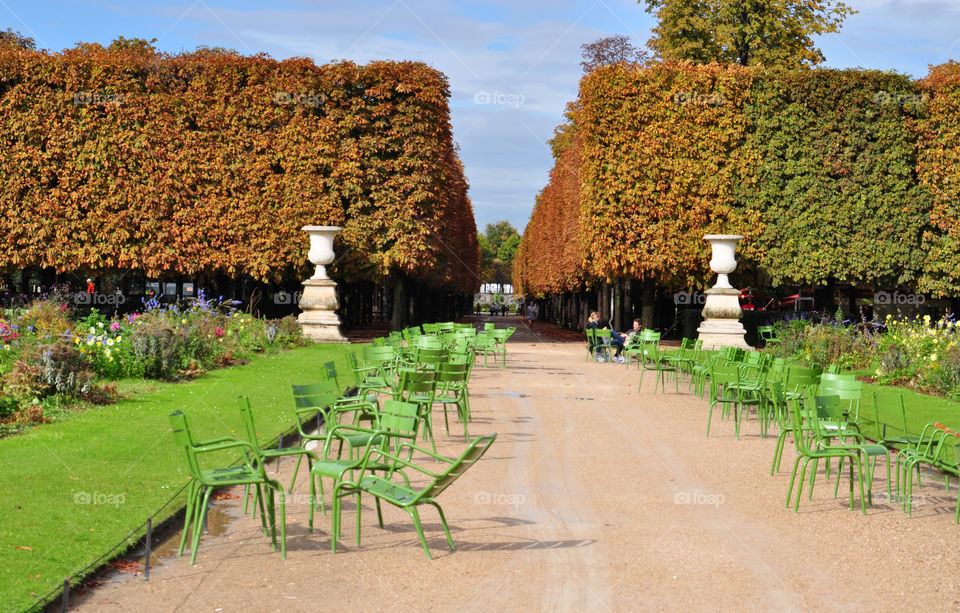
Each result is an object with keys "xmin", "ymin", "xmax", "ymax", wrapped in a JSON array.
[
  {"xmin": 697, "ymin": 318, "xmax": 750, "ymax": 350},
  {"xmin": 697, "ymin": 286, "xmax": 749, "ymax": 350},
  {"xmin": 298, "ymin": 278, "xmax": 348, "ymax": 343}
]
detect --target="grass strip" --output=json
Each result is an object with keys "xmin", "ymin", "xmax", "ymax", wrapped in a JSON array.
[{"xmin": 0, "ymin": 343, "xmax": 352, "ymax": 612}]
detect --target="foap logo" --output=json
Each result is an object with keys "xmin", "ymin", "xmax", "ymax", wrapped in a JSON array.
[
  {"xmin": 674, "ymin": 490, "xmax": 725, "ymax": 507},
  {"xmin": 73, "ymin": 91, "xmax": 125, "ymax": 106},
  {"xmin": 874, "ymin": 291, "xmax": 925, "ymax": 306},
  {"xmin": 273, "ymin": 291, "xmax": 301, "ymax": 305},
  {"xmin": 876, "ymin": 491, "xmax": 925, "ymax": 509},
  {"xmin": 873, "ymin": 91, "xmax": 927, "ymax": 106},
  {"xmin": 674, "ymin": 291, "xmax": 707, "ymax": 306},
  {"xmin": 473, "ymin": 490, "xmax": 526, "ymax": 507},
  {"xmin": 672, "ymin": 91, "xmax": 725, "ymax": 107},
  {"xmin": 273, "ymin": 91, "xmax": 327, "ymax": 107},
  {"xmin": 74, "ymin": 490, "xmax": 126, "ymax": 507},
  {"xmin": 473, "ymin": 91, "xmax": 526, "ymax": 108},
  {"xmin": 74, "ymin": 292, "xmax": 126, "ymax": 306}
]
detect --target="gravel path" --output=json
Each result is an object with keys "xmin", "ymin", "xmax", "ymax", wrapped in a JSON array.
[{"xmin": 73, "ymin": 330, "xmax": 960, "ymax": 612}]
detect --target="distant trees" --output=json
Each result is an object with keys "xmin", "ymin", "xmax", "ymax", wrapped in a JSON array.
[
  {"xmin": 580, "ymin": 35, "xmax": 649, "ymax": 73},
  {"xmin": 641, "ymin": 0, "xmax": 855, "ymax": 67},
  {"xmin": 0, "ymin": 28, "xmax": 35, "ymax": 50},
  {"xmin": 478, "ymin": 221, "xmax": 521, "ymax": 292}
]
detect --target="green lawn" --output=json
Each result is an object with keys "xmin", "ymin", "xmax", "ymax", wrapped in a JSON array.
[
  {"xmin": 0, "ymin": 343, "xmax": 352, "ymax": 612},
  {"xmin": 856, "ymin": 381, "xmax": 960, "ymax": 444}
]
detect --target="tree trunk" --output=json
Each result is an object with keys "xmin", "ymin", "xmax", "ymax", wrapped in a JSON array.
[
  {"xmin": 641, "ymin": 279, "xmax": 656, "ymax": 330},
  {"xmin": 391, "ymin": 274, "xmax": 408, "ymax": 331}
]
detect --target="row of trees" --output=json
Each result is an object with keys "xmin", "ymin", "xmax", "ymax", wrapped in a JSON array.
[
  {"xmin": 0, "ymin": 39, "xmax": 480, "ymax": 327},
  {"xmin": 515, "ymin": 61, "xmax": 960, "ymax": 326}
]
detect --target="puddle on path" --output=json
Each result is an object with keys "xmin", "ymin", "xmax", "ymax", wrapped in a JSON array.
[{"xmin": 95, "ymin": 495, "xmax": 244, "ymax": 586}]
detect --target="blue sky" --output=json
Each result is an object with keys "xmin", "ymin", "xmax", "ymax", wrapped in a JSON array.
[{"xmin": 3, "ymin": 0, "xmax": 959, "ymax": 232}]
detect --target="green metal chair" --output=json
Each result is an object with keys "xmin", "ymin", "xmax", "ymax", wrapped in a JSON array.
[
  {"xmin": 285, "ymin": 381, "xmax": 366, "ymax": 489},
  {"xmin": 898, "ymin": 423, "xmax": 959, "ymax": 515},
  {"xmin": 346, "ymin": 350, "xmax": 394, "ymax": 400},
  {"xmin": 435, "ymin": 361, "xmax": 471, "ymax": 440},
  {"xmin": 490, "ymin": 327, "xmax": 515, "ymax": 364},
  {"xmin": 394, "ymin": 369, "xmax": 439, "ymax": 452},
  {"xmin": 332, "ymin": 433, "xmax": 498, "ymax": 558},
  {"xmin": 638, "ymin": 343, "xmax": 678, "ymax": 393},
  {"xmin": 168, "ymin": 410, "xmax": 286, "ymax": 564},
  {"xmin": 706, "ymin": 362, "xmax": 743, "ymax": 437},
  {"xmin": 402, "ymin": 326, "xmax": 423, "ymax": 341},
  {"xmin": 784, "ymin": 395, "xmax": 867, "ymax": 514},
  {"xmin": 308, "ymin": 399, "xmax": 421, "ymax": 522},
  {"xmin": 236, "ymin": 396, "xmax": 318, "ymax": 515},
  {"xmin": 757, "ymin": 325, "xmax": 781, "ymax": 346},
  {"xmin": 473, "ymin": 332, "xmax": 503, "ymax": 367}
]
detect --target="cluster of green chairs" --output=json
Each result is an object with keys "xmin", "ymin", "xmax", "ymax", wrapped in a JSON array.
[
  {"xmin": 692, "ymin": 349, "xmax": 960, "ymax": 519},
  {"xmin": 895, "ymin": 422, "xmax": 960, "ymax": 520},
  {"xmin": 626, "ymin": 333, "xmax": 703, "ymax": 395},
  {"xmin": 385, "ymin": 321, "xmax": 515, "ymax": 368},
  {"xmin": 167, "ymin": 338, "xmax": 499, "ymax": 562}
]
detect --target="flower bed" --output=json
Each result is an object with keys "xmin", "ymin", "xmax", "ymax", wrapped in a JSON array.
[
  {"xmin": 0, "ymin": 290, "xmax": 303, "ymax": 434},
  {"xmin": 765, "ymin": 313, "xmax": 960, "ymax": 397}
]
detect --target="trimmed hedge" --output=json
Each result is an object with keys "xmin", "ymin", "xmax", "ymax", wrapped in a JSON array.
[
  {"xmin": 518, "ymin": 62, "xmax": 956, "ymax": 297},
  {"xmin": 917, "ymin": 61, "xmax": 960, "ymax": 295},
  {"xmin": 0, "ymin": 45, "xmax": 479, "ymax": 292}
]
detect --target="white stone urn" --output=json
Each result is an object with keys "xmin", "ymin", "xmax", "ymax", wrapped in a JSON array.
[
  {"xmin": 705, "ymin": 234, "xmax": 742, "ymax": 289},
  {"xmin": 297, "ymin": 226, "xmax": 347, "ymax": 343},
  {"xmin": 305, "ymin": 225, "xmax": 339, "ymax": 280},
  {"xmin": 697, "ymin": 234, "xmax": 749, "ymax": 349}
]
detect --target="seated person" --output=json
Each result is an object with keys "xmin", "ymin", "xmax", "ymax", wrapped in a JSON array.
[{"xmin": 586, "ymin": 311, "xmax": 626, "ymax": 361}]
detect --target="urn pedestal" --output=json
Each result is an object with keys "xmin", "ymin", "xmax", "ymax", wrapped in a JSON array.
[
  {"xmin": 697, "ymin": 234, "xmax": 750, "ymax": 350},
  {"xmin": 298, "ymin": 226, "xmax": 348, "ymax": 343}
]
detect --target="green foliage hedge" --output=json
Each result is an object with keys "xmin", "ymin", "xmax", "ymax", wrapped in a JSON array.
[{"xmin": 518, "ymin": 62, "xmax": 959, "ymax": 296}]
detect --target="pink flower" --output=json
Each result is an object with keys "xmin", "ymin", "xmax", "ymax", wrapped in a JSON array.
[
  {"xmin": 214, "ymin": 327, "xmax": 225, "ymax": 338},
  {"xmin": 110, "ymin": 322, "xmax": 121, "ymax": 331}
]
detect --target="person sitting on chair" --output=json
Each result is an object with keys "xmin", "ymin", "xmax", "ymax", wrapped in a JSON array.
[{"xmin": 586, "ymin": 312, "xmax": 627, "ymax": 362}]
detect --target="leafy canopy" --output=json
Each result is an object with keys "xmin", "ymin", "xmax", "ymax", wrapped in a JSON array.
[
  {"xmin": 642, "ymin": 0, "xmax": 855, "ymax": 67},
  {"xmin": 479, "ymin": 221, "xmax": 520, "ymax": 289}
]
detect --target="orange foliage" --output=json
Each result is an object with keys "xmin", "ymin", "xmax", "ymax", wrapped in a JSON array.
[{"xmin": 0, "ymin": 45, "xmax": 478, "ymax": 292}]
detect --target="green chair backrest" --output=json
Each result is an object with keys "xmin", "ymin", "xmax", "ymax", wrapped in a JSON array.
[
  {"xmin": 397, "ymin": 369, "xmax": 436, "ymax": 395},
  {"xmin": 640, "ymin": 329, "xmax": 660, "ymax": 343},
  {"xmin": 237, "ymin": 396, "xmax": 260, "ymax": 449},
  {"xmin": 320, "ymin": 360, "xmax": 341, "ymax": 394},
  {"xmin": 784, "ymin": 364, "xmax": 822, "ymax": 389},
  {"xmin": 378, "ymin": 399, "xmax": 420, "ymax": 438},
  {"xmin": 437, "ymin": 361, "xmax": 468, "ymax": 385},
  {"xmin": 437, "ymin": 322, "xmax": 455, "ymax": 333},
  {"xmin": 422, "ymin": 322, "xmax": 440, "ymax": 334},
  {"xmin": 402, "ymin": 326, "xmax": 423, "ymax": 340},
  {"xmin": 417, "ymin": 347, "xmax": 448, "ymax": 367},
  {"xmin": 415, "ymin": 434, "xmax": 497, "ymax": 503},
  {"xmin": 169, "ymin": 411, "xmax": 203, "ymax": 480},
  {"xmin": 414, "ymin": 335, "xmax": 445, "ymax": 349},
  {"xmin": 484, "ymin": 322, "xmax": 495, "ymax": 332},
  {"xmin": 363, "ymin": 344, "xmax": 396, "ymax": 367},
  {"xmin": 291, "ymin": 381, "xmax": 339, "ymax": 413}
]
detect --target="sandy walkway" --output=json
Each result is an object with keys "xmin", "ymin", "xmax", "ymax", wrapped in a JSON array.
[{"xmin": 73, "ymin": 331, "xmax": 960, "ymax": 612}]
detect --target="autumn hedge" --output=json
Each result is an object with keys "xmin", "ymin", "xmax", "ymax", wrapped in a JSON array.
[
  {"xmin": 518, "ymin": 62, "xmax": 955, "ymax": 298},
  {"xmin": 917, "ymin": 61, "xmax": 960, "ymax": 295},
  {"xmin": 0, "ymin": 45, "xmax": 479, "ymax": 293}
]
